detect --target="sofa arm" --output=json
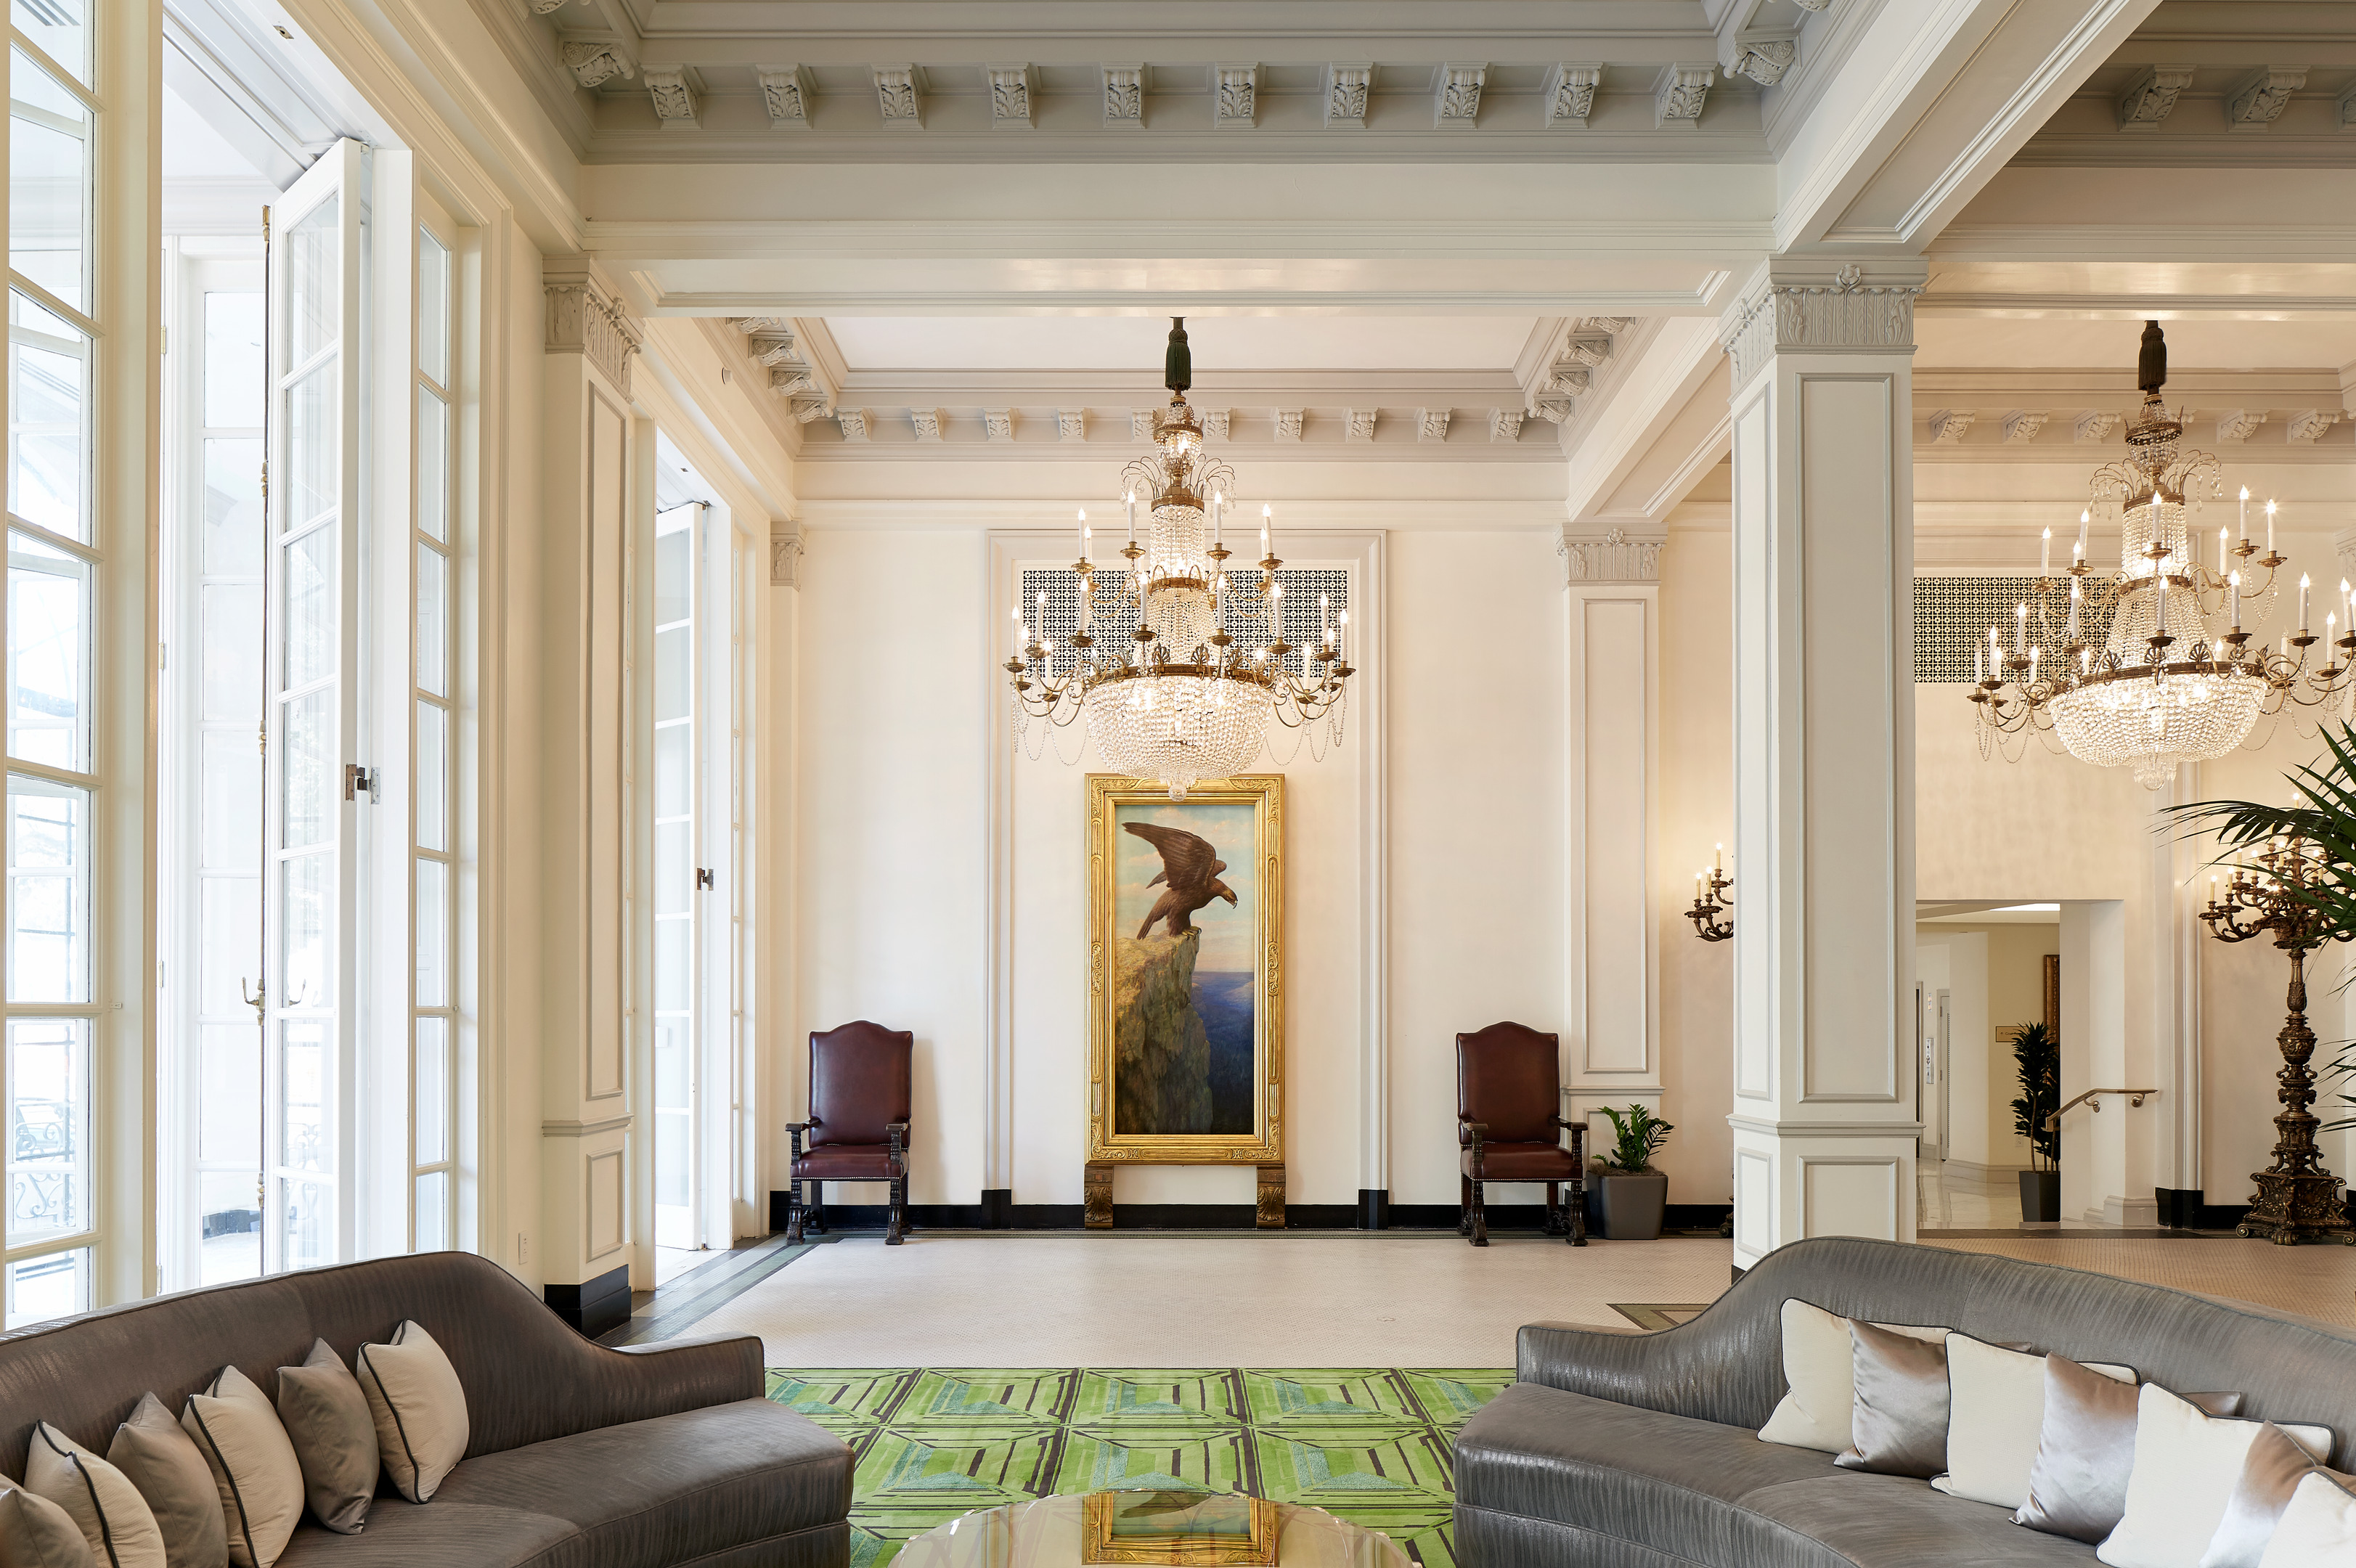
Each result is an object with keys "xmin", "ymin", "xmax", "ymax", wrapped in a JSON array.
[
  {"xmin": 611, "ymin": 1331, "xmax": 765, "ymax": 1405},
  {"xmin": 1516, "ymin": 1302, "xmax": 1783, "ymax": 1429}
]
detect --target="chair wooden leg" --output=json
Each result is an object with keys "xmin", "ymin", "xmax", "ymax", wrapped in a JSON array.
[
  {"xmin": 1459, "ymin": 1175, "xmax": 1474, "ymax": 1240},
  {"xmin": 808, "ymin": 1181, "xmax": 827, "ymax": 1235},
  {"xmin": 785, "ymin": 1181, "xmax": 805, "ymax": 1244},
  {"xmin": 1545, "ymin": 1182, "xmax": 1564, "ymax": 1235},
  {"xmin": 1471, "ymin": 1179, "xmax": 1490, "ymax": 1247},
  {"xmin": 886, "ymin": 1171, "xmax": 907, "ymax": 1246},
  {"xmin": 1568, "ymin": 1174, "xmax": 1586, "ymax": 1246}
]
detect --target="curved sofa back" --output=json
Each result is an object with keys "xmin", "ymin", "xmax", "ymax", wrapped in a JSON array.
[
  {"xmin": 0, "ymin": 1252, "xmax": 689, "ymax": 1481},
  {"xmin": 1551, "ymin": 1238, "xmax": 2356, "ymax": 1466}
]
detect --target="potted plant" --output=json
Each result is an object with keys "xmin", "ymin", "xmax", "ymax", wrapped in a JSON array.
[
  {"xmin": 2009, "ymin": 1021, "xmax": 2061, "ymax": 1222},
  {"xmin": 1591, "ymin": 1104, "xmax": 1674, "ymax": 1241}
]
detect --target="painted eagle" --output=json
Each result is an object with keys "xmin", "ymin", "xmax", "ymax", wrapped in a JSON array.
[{"xmin": 1125, "ymin": 822, "xmax": 1239, "ymax": 939}]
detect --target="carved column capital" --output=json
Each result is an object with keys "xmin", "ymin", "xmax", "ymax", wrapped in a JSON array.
[
  {"xmin": 1560, "ymin": 526, "xmax": 1662, "ymax": 586},
  {"xmin": 771, "ymin": 524, "xmax": 804, "ymax": 588},
  {"xmin": 542, "ymin": 262, "xmax": 641, "ymax": 395},
  {"xmin": 1719, "ymin": 261, "xmax": 1925, "ymax": 388}
]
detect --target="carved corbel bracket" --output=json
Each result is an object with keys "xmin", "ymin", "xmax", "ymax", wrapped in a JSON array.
[
  {"xmin": 542, "ymin": 261, "xmax": 641, "ymax": 395},
  {"xmin": 558, "ymin": 34, "xmax": 632, "ymax": 91},
  {"xmin": 770, "ymin": 524, "xmax": 804, "ymax": 588}
]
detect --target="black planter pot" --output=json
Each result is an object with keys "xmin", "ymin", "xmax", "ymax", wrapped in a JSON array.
[
  {"xmin": 1594, "ymin": 1172, "xmax": 1669, "ymax": 1241},
  {"xmin": 2018, "ymin": 1169, "xmax": 2061, "ymax": 1223}
]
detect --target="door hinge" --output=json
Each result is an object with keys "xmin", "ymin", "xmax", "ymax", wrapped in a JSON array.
[
  {"xmin": 262, "ymin": 205, "xmax": 272, "ymax": 242},
  {"xmin": 345, "ymin": 763, "xmax": 379, "ymax": 801},
  {"xmin": 696, "ymin": 867, "xmax": 715, "ymax": 891}
]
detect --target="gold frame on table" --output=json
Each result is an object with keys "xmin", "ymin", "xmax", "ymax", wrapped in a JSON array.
[
  {"xmin": 1080, "ymin": 1492, "xmax": 1281, "ymax": 1568},
  {"xmin": 1085, "ymin": 772, "xmax": 1284, "ymax": 1167}
]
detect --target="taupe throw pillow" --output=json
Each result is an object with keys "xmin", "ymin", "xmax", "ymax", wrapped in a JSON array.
[
  {"xmin": 274, "ymin": 1340, "xmax": 378, "ymax": 1534},
  {"xmin": 2202, "ymin": 1422, "xmax": 2354, "ymax": 1568},
  {"xmin": 179, "ymin": 1367, "xmax": 305, "ymax": 1568},
  {"xmin": 0, "ymin": 1479, "xmax": 97, "ymax": 1568},
  {"xmin": 107, "ymin": 1393, "xmax": 227, "ymax": 1568},
  {"xmin": 25, "ymin": 1423, "xmax": 168, "ymax": 1568},
  {"xmin": 1834, "ymin": 1319, "xmax": 1951, "ymax": 1479},
  {"xmin": 354, "ymin": 1321, "xmax": 470, "ymax": 1503},
  {"xmin": 2016, "ymin": 1355, "xmax": 2243, "ymax": 1545}
]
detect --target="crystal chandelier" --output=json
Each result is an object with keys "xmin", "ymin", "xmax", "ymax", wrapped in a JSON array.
[
  {"xmin": 1005, "ymin": 319, "xmax": 1353, "ymax": 800},
  {"xmin": 1969, "ymin": 322, "xmax": 2353, "ymax": 788}
]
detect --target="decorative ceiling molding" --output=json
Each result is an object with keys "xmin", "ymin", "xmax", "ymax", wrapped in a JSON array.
[
  {"xmin": 1104, "ymin": 64, "xmax": 1142, "ymax": 128},
  {"xmin": 2286, "ymin": 410, "xmax": 2341, "ymax": 446},
  {"xmin": 1545, "ymin": 62, "xmax": 1602, "ymax": 128},
  {"xmin": 2217, "ymin": 409, "xmax": 2265, "ymax": 444},
  {"xmin": 1437, "ymin": 62, "xmax": 1485, "ymax": 130},
  {"xmin": 1202, "ymin": 409, "xmax": 1230, "ymax": 440},
  {"xmin": 2227, "ymin": 68, "xmax": 2307, "ymax": 132},
  {"xmin": 1417, "ymin": 407, "xmax": 1451, "ymax": 441},
  {"xmin": 1215, "ymin": 62, "xmax": 1257, "ymax": 128},
  {"xmin": 1654, "ymin": 63, "xmax": 1713, "ymax": 129},
  {"xmin": 757, "ymin": 65, "xmax": 810, "ymax": 127},
  {"xmin": 2001, "ymin": 411, "xmax": 2047, "ymax": 444},
  {"xmin": 1491, "ymin": 408, "xmax": 1524, "ymax": 442},
  {"xmin": 560, "ymin": 36, "xmax": 632, "ymax": 91},
  {"xmin": 1276, "ymin": 409, "xmax": 1304, "ymax": 441},
  {"xmin": 1727, "ymin": 40, "xmax": 1794, "ymax": 89},
  {"xmin": 643, "ymin": 69, "xmax": 696, "ymax": 125},
  {"xmin": 837, "ymin": 408, "xmax": 870, "ymax": 440},
  {"xmin": 985, "ymin": 409, "xmax": 1014, "ymax": 441},
  {"xmin": 727, "ymin": 317, "xmax": 836, "ymax": 420},
  {"xmin": 2076, "ymin": 412, "xmax": 2120, "ymax": 444},
  {"xmin": 1927, "ymin": 409, "xmax": 1975, "ymax": 444},
  {"xmin": 1346, "ymin": 409, "xmax": 1376, "ymax": 441},
  {"xmin": 1325, "ymin": 62, "xmax": 1371, "ymax": 129},
  {"xmin": 910, "ymin": 409, "xmax": 942, "ymax": 441},
  {"xmin": 987, "ymin": 63, "xmax": 1034, "ymax": 128},
  {"xmin": 2116, "ymin": 66, "xmax": 2192, "ymax": 131},
  {"xmin": 873, "ymin": 64, "xmax": 922, "ymax": 127},
  {"xmin": 1057, "ymin": 408, "xmax": 1087, "ymax": 441}
]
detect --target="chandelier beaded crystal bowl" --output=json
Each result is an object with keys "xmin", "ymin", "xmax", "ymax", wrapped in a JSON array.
[
  {"xmin": 1005, "ymin": 319, "xmax": 1353, "ymax": 800},
  {"xmin": 1969, "ymin": 322, "xmax": 2355, "ymax": 788}
]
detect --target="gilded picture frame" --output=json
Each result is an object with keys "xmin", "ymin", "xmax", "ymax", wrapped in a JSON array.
[{"xmin": 1086, "ymin": 773, "xmax": 1284, "ymax": 1166}]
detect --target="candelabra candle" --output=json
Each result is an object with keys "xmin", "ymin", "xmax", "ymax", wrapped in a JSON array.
[
  {"xmin": 2042, "ymin": 528, "xmax": 2051, "ymax": 576},
  {"xmin": 2300, "ymin": 573, "xmax": 2311, "ymax": 632},
  {"xmin": 1212, "ymin": 490, "xmax": 1223, "ymax": 546},
  {"xmin": 2240, "ymin": 487, "xmax": 2249, "ymax": 544},
  {"xmin": 2157, "ymin": 579, "xmax": 2167, "ymax": 640},
  {"xmin": 1077, "ymin": 507, "xmax": 1088, "ymax": 561},
  {"xmin": 1337, "ymin": 609, "xmax": 1349, "ymax": 662},
  {"xmin": 1262, "ymin": 503, "xmax": 1273, "ymax": 560},
  {"xmin": 2015, "ymin": 603, "xmax": 2027, "ymax": 658},
  {"xmin": 1976, "ymin": 645, "xmax": 1986, "ymax": 684},
  {"xmin": 2230, "ymin": 570, "xmax": 2241, "ymax": 630},
  {"xmin": 2267, "ymin": 499, "xmax": 2277, "ymax": 554},
  {"xmin": 2077, "ymin": 508, "xmax": 2090, "ymax": 560},
  {"xmin": 2068, "ymin": 575, "xmax": 2082, "ymax": 642},
  {"xmin": 2220, "ymin": 526, "xmax": 2229, "ymax": 575}
]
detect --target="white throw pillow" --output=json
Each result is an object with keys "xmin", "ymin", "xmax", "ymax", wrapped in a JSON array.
[
  {"xmin": 2098, "ymin": 1384, "xmax": 2334, "ymax": 1568},
  {"xmin": 25, "ymin": 1423, "xmax": 168, "ymax": 1568},
  {"xmin": 1757, "ymin": 1298, "xmax": 1949, "ymax": 1455},
  {"xmin": 1931, "ymin": 1334, "xmax": 2133, "ymax": 1510},
  {"xmin": 180, "ymin": 1367, "xmax": 306, "ymax": 1568},
  {"xmin": 354, "ymin": 1320, "xmax": 470, "ymax": 1503},
  {"xmin": 2257, "ymin": 1471, "xmax": 2356, "ymax": 1567}
]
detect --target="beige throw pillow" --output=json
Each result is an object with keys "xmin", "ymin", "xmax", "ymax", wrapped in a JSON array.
[
  {"xmin": 107, "ymin": 1393, "xmax": 227, "ymax": 1568},
  {"xmin": 2257, "ymin": 1471, "xmax": 2356, "ymax": 1567},
  {"xmin": 179, "ymin": 1368, "xmax": 305, "ymax": 1568},
  {"xmin": 1933, "ymin": 1333, "xmax": 2133, "ymax": 1510},
  {"xmin": 274, "ymin": 1340, "xmax": 378, "ymax": 1533},
  {"xmin": 354, "ymin": 1321, "xmax": 469, "ymax": 1503},
  {"xmin": 25, "ymin": 1423, "xmax": 168, "ymax": 1568},
  {"xmin": 2204, "ymin": 1422, "xmax": 2356, "ymax": 1568},
  {"xmin": 2097, "ymin": 1384, "xmax": 2333, "ymax": 1568},
  {"xmin": 0, "ymin": 1479, "xmax": 97, "ymax": 1568},
  {"xmin": 1756, "ymin": 1298, "xmax": 1950, "ymax": 1455}
]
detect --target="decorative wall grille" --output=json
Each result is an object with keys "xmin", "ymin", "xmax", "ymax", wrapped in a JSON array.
[
  {"xmin": 1019, "ymin": 565, "xmax": 1350, "ymax": 681},
  {"xmin": 1912, "ymin": 576, "xmax": 2117, "ymax": 685}
]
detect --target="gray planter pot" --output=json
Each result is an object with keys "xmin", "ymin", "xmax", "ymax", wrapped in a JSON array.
[
  {"xmin": 2019, "ymin": 1169, "xmax": 2061, "ymax": 1223},
  {"xmin": 1594, "ymin": 1171, "xmax": 1669, "ymax": 1241}
]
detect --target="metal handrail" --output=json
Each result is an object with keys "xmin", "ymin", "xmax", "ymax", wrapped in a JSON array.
[{"xmin": 2043, "ymin": 1087, "xmax": 2159, "ymax": 1132}]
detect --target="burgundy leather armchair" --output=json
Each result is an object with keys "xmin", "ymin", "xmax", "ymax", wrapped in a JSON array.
[
  {"xmin": 1457, "ymin": 1021, "xmax": 1586, "ymax": 1247},
  {"xmin": 786, "ymin": 1021, "xmax": 913, "ymax": 1246}
]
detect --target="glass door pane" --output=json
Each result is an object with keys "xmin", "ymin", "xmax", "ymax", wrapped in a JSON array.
[
  {"xmin": 262, "ymin": 141, "xmax": 364, "ymax": 1273},
  {"xmin": 651, "ymin": 503, "xmax": 698, "ymax": 1251}
]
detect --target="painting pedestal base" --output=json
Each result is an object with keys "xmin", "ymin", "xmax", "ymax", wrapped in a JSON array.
[{"xmin": 1078, "ymin": 1161, "xmax": 1287, "ymax": 1228}]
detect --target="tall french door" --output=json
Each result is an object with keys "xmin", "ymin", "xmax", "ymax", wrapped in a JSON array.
[
  {"xmin": 651, "ymin": 501, "xmax": 701, "ymax": 1249},
  {"xmin": 262, "ymin": 141, "xmax": 366, "ymax": 1271}
]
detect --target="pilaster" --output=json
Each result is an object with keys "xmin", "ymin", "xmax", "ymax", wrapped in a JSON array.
[
  {"xmin": 1721, "ymin": 260, "xmax": 1926, "ymax": 1271},
  {"xmin": 1561, "ymin": 530, "xmax": 1664, "ymax": 1148},
  {"xmin": 534, "ymin": 257, "xmax": 643, "ymax": 1320}
]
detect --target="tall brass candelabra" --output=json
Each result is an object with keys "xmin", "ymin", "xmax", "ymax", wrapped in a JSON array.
[{"xmin": 2199, "ymin": 837, "xmax": 2356, "ymax": 1244}]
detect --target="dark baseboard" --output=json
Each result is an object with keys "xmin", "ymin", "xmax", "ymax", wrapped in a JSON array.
[
  {"xmin": 545, "ymin": 1264, "xmax": 631, "ymax": 1340},
  {"xmin": 765, "ymin": 1191, "xmax": 1733, "ymax": 1235}
]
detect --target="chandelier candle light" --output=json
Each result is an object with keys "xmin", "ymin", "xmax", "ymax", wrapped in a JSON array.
[
  {"xmin": 1687, "ymin": 844, "xmax": 1733, "ymax": 942},
  {"xmin": 1005, "ymin": 319, "xmax": 1353, "ymax": 799},
  {"xmin": 1968, "ymin": 322, "xmax": 2356, "ymax": 788}
]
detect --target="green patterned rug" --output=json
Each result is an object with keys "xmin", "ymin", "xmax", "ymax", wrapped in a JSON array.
[{"xmin": 764, "ymin": 1368, "xmax": 1513, "ymax": 1568}]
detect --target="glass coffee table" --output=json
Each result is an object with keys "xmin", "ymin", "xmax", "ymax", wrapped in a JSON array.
[{"xmin": 894, "ymin": 1495, "xmax": 1413, "ymax": 1568}]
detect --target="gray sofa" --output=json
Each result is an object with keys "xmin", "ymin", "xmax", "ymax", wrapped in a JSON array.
[
  {"xmin": 1453, "ymin": 1236, "xmax": 2356, "ymax": 1568},
  {"xmin": 0, "ymin": 1251, "xmax": 851, "ymax": 1567}
]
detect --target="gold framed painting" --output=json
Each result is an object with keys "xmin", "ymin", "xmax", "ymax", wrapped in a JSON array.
[
  {"xmin": 1080, "ymin": 1490, "xmax": 1279, "ymax": 1567},
  {"xmin": 1086, "ymin": 773, "xmax": 1283, "ymax": 1165}
]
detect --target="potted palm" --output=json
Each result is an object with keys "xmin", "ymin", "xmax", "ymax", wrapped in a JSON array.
[
  {"xmin": 2009, "ymin": 1021, "xmax": 2061, "ymax": 1222},
  {"xmin": 1591, "ymin": 1104, "xmax": 1674, "ymax": 1241}
]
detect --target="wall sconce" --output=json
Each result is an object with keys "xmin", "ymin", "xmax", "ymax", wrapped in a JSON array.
[{"xmin": 1688, "ymin": 844, "xmax": 1732, "ymax": 943}]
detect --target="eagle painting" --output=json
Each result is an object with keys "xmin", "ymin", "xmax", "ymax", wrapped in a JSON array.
[{"xmin": 1123, "ymin": 822, "xmax": 1239, "ymax": 939}]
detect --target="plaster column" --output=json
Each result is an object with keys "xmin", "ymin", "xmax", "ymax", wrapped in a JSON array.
[
  {"xmin": 533, "ymin": 258, "xmax": 644, "ymax": 1334},
  {"xmin": 1560, "ymin": 530, "xmax": 1663, "ymax": 1161},
  {"xmin": 2142, "ymin": 768, "xmax": 2198, "ymax": 1228},
  {"xmin": 1721, "ymin": 261, "xmax": 1926, "ymax": 1273}
]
